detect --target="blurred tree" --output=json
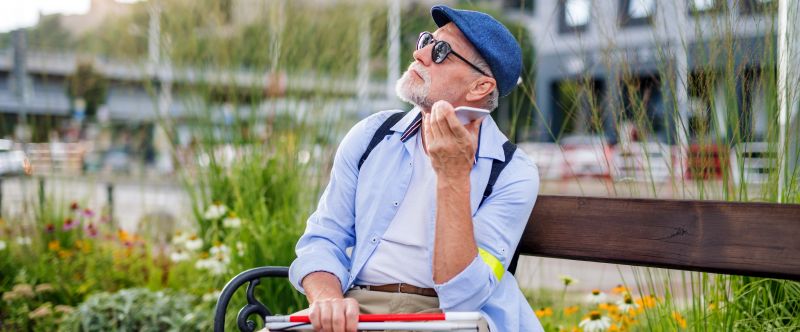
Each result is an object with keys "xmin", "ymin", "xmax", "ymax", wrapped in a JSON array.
[
  {"xmin": 27, "ymin": 15, "xmax": 73, "ymax": 51},
  {"xmin": 77, "ymin": 2, "xmax": 149, "ymax": 60},
  {"xmin": 0, "ymin": 15, "xmax": 73, "ymax": 51},
  {"xmin": 66, "ymin": 62, "xmax": 108, "ymax": 121}
]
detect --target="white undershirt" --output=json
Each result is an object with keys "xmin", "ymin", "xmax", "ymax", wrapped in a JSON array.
[{"xmin": 355, "ymin": 134, "xmax": 436, "ymax": 288}]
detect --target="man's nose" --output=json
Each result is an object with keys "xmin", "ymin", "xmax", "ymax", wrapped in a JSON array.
[{"xmin": 413, "ymin": 44, "xmax": 432, "ymax": 66}]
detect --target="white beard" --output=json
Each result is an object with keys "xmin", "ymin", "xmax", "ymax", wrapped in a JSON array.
[{"xmin": 395, "ymin": 63, "xmax": 432, "ymax": 108}]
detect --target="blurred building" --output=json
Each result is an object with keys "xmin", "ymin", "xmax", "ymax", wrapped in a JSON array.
[
  {"xmin": 510, "ymin": 0, "xmax": 784, "ymax": 144},
  {"xmin": 58, "ymin": 0, "xmax": 134, "ymax": 37}
]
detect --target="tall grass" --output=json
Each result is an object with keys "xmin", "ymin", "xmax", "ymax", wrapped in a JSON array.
[
  {"xmin": 505, "ymin": 1, "xmax": 800, "ymax": 330},
  {"xmin": 4, "ymin": 0, "xmax": 797, "ymax": 330}
]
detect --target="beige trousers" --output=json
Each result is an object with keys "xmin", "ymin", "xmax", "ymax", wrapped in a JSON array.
[{"xmin": 345, "ymin": 288, "xmax": 489, "ymax": 331}]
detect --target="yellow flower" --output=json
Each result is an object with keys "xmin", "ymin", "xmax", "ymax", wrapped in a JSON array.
[
  {"xmin": 708, "ymin": 300, "xmax": 717, "ymax": 310},
  {"xmin": 635, "ymin": 295, "xmax": 657, "ymax": 308},
  {"xmin": 117, "ymin": 230, "xmax": 130, "ymax": 243},
  {"xmin": 48, "ymin": 240, "xmax": 61, "ymax": 252},
  {"xmin": 535, "ymin": 307, "xmax": 553, "ymax": 318},
  {"xmin": 598, "ymin": 302, "xmax": 619, "ymax": 313},
  {"xmin": 74, "ymin": 240, "xmax": 91, "ymax": 253},
  {"xmin": 611, "ymin": 284, "xmax": 628, "ymax": 294},
  {"xmin": 564, "ymin": 305, "xmax": 580, "ymax": 316},
  {"xmin": 672, "ymin": 311, "xmax": 687, "ymax": 329},
  {"xmin": 58, "ymin": 250, "xmax": 73, "ymax": 259}
]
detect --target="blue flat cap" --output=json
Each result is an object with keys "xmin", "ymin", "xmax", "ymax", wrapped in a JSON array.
[{"xmin": 431, "ymin": 5, "xmax": 522, "ymax": 97}]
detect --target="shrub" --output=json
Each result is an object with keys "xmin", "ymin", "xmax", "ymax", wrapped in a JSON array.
[{"xmin": 58, "ymin": 288, "xmax": 209, "ymax": 332}]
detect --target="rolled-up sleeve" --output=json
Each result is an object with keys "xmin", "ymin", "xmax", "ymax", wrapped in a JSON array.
[
  {"xmin": 289, "ymin": 114, "xmax": 380, "ymax": 295},
  {"xmin": 434, "ymin": 152, "xmax": 540, "ymax": 310}
]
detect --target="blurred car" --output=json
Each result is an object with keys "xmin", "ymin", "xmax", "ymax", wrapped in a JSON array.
[
  {"xmin": 0, "ymin": 139, "xmax": 32, "ymax": 176},
  {"xmin": 558, "ymin": 134, "xmax": 614, "ymax": 178},
  {"xmin": 104, "ymin": 147, "xmax": 132, "ymax": 174}
]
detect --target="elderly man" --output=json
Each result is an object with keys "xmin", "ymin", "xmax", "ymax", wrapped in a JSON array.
[{"xmin": 289, "ymin": 5, "xmax": 542, "ymax": 332}]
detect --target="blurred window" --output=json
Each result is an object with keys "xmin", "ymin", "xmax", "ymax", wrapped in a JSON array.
[
  {"xmin": 559, "ymin": 0, "xmax": 591, "ymax": 33},
  {"xmin": 503, "ymin": 0, "xmax": 535, "ymax": 15},
  {"xmin": 741, "ymin": 0, "xmax": 776, "ymax": 14},
  {"xmin": 619, "ymin": 0, "xmax": 655, "ymax": 26},
  {"xmin": 688, "ymin": 0, "xmax": 726, "ymax": 14}
]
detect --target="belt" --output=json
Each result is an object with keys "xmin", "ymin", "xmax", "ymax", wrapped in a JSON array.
[{"xmin": 354, "ymin": 283, "xmax": 438, "ymax": 297}]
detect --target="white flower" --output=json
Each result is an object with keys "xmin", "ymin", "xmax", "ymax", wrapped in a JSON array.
[
  {"xmin": 169, "ymin": 250, "xmax": 191, "ymax": 262},
  {"xmin": 203, "ymin": 203, "xmax": 227, "ymax": 220},
  {"xmin": 298, "ymin": 150, "xmax": 311, "ymax": 164},
  {"xmin": 15, "ymin": 236, "xmax": 32, "ymax": 246},
  {"xmin": 202, "ymin": 290, "xmax": 221, "ymax": 302},
  {"xmin": 235, "ymin": 242, "xmax": 245, "ymax": 257},
  {"xmin": 579, "ymin": 311, "xmax": 612, "ymax": 332},
  {"xmin": 222, "ymin": 215, "xmax": 242, "ymax": 228},
  {"xmin": 0, "ymin": 240, "xmax": 6, "ymax": 251},
  {"xmin": 184, "ymin": 235, "xmax": 203, "ymax": 251},
  {"xmin": 195, "ymin": 258, "xmax": 227, "ymax": 275},
  {"xmin": 616, "ymin": 293, "xmax": 639, "ymax": 313},
  {"xmin": 172, "ymin": 232, "xmax": 189, "ymax": 246},
  {"xmin": 586, "ymin": 289, "xmax": 608, "ymax": 305},
  {"xmin": 210, "ymin": 244, "xmax": 231, "ymax": 263},
  {"xmin": 182, "ymin": 313, "xmax": 196, "ymax": 322}
]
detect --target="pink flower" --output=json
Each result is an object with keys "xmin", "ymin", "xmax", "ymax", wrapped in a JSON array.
[
  {"xmin": 70, "ymin": 202, "xmax": 79, "ymax": 211},
  {"xmin": 45, "ymin": 224, "xmax": 55, "ymax": 234},
  {"xmin": 82, "ymin": 208, "xmax": 95, "ymax": 218},
  {"xmin": 84, "ymin": 223, "xmax": 98, "ymax": 238},
  {"xmin": 62, "ymin": 218, "xmax": 78, "ymax": 231}
]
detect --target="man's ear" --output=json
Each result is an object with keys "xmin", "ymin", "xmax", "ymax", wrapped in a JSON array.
[{"xmin": 465, "ymin": 77, "xmax": 496, "ymax": 103}]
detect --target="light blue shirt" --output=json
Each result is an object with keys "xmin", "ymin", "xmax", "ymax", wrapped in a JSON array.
[{"xmin": 289, "ymin": 108, "xmax": 544, "ymax": 331}]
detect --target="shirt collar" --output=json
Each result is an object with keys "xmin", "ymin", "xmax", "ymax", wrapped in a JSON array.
[{"xmin": 389, "ymin": 107, "xmax": 508, "ymax": 162}]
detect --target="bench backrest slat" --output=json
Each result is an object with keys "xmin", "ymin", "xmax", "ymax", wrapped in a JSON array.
[{"xmin": 522, "ymin": 196, "xmax": 800, "ymax": 280}]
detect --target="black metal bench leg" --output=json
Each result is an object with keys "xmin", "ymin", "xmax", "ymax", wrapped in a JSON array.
[{"xmin": 214, "ymin": 266, "xmax": 291, "ymax": 332}]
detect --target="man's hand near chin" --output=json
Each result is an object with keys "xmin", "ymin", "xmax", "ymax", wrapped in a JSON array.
[{"xmin": 301, "ymin": 272, "xmax": 359, "ymax": 332}]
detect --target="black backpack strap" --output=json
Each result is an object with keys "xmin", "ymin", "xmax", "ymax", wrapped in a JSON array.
[
  {"xmin": 357, "ymin": 111, "xmax": 406, "ymax": 170},
  {"xmin": 479, "ymin": 140, "xmax": 517, "ymax": 207},
  {"xmin": 474, "ymin": 140, "xmax": 521, "ymax": 275}
]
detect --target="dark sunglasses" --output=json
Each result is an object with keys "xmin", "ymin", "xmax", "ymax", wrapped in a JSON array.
[{"xmin": 416, "ymin": 31, "xmax": 490, "ymax": 77}]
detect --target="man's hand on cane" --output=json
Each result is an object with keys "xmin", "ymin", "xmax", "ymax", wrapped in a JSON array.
[{"xmin": 302, "ymin": 272, "xmax": 359, "ymax": 332}]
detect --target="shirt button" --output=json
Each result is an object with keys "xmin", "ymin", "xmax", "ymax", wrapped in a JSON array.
[
  {"xmin": 371, "ymin": 237, "xmax": 378, "ymax": 243},
  {"xmin": 393, "ymin": 202, "xmax": 399, "ymax": 206},
  {"xmin": 409, "ymin": 162, "xmax": 412, "ymax": 166}
]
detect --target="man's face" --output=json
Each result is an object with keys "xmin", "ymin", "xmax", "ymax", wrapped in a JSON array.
[{"xmin": 395, "ymin": 23, "xmax": 482, "ymax": 110}]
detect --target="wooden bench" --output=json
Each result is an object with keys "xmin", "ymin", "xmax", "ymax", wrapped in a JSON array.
[{"xmin": 214, "ymin": 195, "xmax": 800, "ymax": 331}]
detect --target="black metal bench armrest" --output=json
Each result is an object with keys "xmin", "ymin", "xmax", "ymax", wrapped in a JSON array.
[{"xmin": 214, "ymin": 266, "xmax": 290, "ymax": 332}]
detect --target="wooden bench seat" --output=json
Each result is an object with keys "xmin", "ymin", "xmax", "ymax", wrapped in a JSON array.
[{"xmin": 214, "ymin": 195, "xmax": 800, "ymax": 331}]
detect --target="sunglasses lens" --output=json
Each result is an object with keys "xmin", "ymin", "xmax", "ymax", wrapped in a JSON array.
[
  {"xmin": 417, "ymin": 33, "xmax": 433, "ymax": 50},
  {"xmin": 432, "ymin": 41, "xmax": 450, "ymax": 63}
]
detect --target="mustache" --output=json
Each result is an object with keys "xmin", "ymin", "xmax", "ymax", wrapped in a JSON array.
[{"xmin": 408, "ymin": 63, "xmax": 430, "ymax": 83}]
